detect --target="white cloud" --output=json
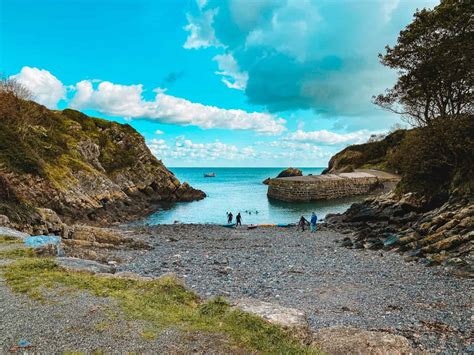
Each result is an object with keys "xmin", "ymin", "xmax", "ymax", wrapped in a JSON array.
[
  {"xmin": 155, "ymin": 129, "xmax": 164, "ymax": 135},
  {"xmin": 183, "ymin": 8, "xmax": 220, "ymax": 49},
  {"xmin": 70, "ymin": 80, "xmax": 286, "ymax": 135},
  {"xmin": 10, "ymin": 66, "xmax": 66, "ymax": 108},
  {"xmin": 213, "ymin": 53, "xmax": 248, "ymax": 90},
  {"xmin": 286, "ymin": 129, "xmax": 375, "ymax": 145},
  {"xmin": 148, "ymin": 136, "xmax": 256, "ymax": 161}
]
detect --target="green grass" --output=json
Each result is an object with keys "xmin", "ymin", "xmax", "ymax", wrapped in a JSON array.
[
  {"xmin": 0, "ymin": 235, "xmax": 23, "ymax": 244},
  {"xmin": 0, "ymin": 247, "xmax": 36, "ymax": 259},
  {"xmin": 1, "ymin": 257, "xmax": 317, "ymax": 353}
]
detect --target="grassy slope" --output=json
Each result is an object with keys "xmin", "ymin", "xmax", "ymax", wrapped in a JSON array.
[
  {"xmin": 0, "ymin": 97, "xmax": 144, "ymax": 184},
  {"xmin": 0, "ymin": 93, "xmax": 175, "ymax": 224},
  {"xmin": 323, "ymin": 130, "xmax": 407, "ymax": 174},
  {"xmin": 0, "ymin": 240, "xmax": 317, "ymax": 353}
]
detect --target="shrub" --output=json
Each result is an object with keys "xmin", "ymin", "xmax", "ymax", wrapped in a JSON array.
[{"xmin": 389, "ymin": 114, "xmax": 473, "ymax": 197}]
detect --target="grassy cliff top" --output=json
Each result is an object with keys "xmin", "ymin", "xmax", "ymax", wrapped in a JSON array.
[
  {"xmin": 0, "ymin": 93, "xmax": 155, "ymax": 180},
  {"xmin": 323, "ymin": 130, "xmax": 407, "ymax": 175}
]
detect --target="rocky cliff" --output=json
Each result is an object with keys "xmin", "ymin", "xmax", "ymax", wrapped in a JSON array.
[
  {"xmin": 324, "ymin": 192, "xmax": 473, "ymax": 277},
  {"xmin": 0, "ymin": 92, "xmax": 205, "ymax": 232},
  {"xmin": 321, "ymin": 128, "xmax": 472, "ymax": 277},
  {"xmin": 323, "ymin": 130, "xmax": 407, "ymax": 174}
]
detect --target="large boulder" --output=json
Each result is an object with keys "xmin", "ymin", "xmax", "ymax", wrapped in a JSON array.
[
  {"xmin": 69, "ymin": 225, "xmax": 151, "ymax": 249},
  {"xmin": 0, "ymin": 215, "xmax": 10, "ymax": 227},
  {"xmin": 277, "ymin": 168, "xmax": 303, "ymax": 178},
  {"xmin": 232, "ymin": 298, "xmax": 310, "ymax": 339},
  {"xmin": 0, "ymin": 227, "xmax": 29, "ymax": 240},
  {"xmin": 56, "ymin": 257, "xmax": 116, "ymax": 274},
  {"xmin": 311, "ymin": 327, "xmax": 413, "ymax": 354},
  {"xmin": 174, "ymin": 182, "xmax": 206, "ymax": 202}
]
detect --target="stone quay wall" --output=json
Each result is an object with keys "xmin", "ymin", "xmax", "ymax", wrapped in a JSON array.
[{"xmin": 267, "ymin": 172, "xmax": 396, "ymax": 202}]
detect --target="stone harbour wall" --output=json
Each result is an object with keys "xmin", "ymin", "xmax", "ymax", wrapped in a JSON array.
[{"xmin": 267, "ymin": 172, "xmax": 395, "ymax": 202}]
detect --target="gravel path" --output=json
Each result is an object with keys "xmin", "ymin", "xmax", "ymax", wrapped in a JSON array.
[{"xmin": 116, "ymin": 224, "xmax": 473, "ymax": 353}]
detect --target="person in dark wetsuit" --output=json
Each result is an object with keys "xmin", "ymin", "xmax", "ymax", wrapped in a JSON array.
[
  {"xmin": 236, "ymin": 213, "xmax": 242, "ymax": 227},
  {"xmin": 298, "ymin": 216, "xmax": 309, "ymax": 231},
  {"xmin": 227, "ymin": 212, "xmax": 233, "ymax": 224},
  {"xmin": 235, "ymin": 212, "xmax": 242, "ymax": 226}
]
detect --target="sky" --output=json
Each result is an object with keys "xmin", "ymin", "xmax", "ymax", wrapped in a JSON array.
[{"xmin": 0, "ymin": 0, "xmax": 438, "ymax": 167}]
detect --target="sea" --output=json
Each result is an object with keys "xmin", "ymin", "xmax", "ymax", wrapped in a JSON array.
[{"xmin": 141, "ymin": 167, "xmax": 364, "ymax": 225}]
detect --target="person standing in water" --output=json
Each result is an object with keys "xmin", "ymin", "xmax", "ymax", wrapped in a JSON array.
[
  {"xmin": 298, "ymin": 215, "xmax": 309, "ymax": 231},
  {"xmin": 227, "ymin": 212, "xmax": 233, "ymax": 224},
  {"xmin": 236, "ymin": 213, "xmax": 242, "ymax": 227},
  {"xmin": 310, "ymin": 212, "xmax": 318, "ymax": 233}
]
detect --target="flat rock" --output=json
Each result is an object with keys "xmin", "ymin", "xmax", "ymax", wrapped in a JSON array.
[
  {"xmin": 311, "ymin": 327, "xmax": 413, "ymax": 355},
  {"xmin": 0, "ymin": 227, "xmax": 29, "ymax": 240},
  {"xmin": 56, "ymin": 257, "xmax": 116, "ymax": 274},
  {"xmin": 232, "ymin": 298, "xmax": 309, "ymax": 338},
  {"xmin": 0, "ymin": 215, "xmax": 10, "ymax": 226}
]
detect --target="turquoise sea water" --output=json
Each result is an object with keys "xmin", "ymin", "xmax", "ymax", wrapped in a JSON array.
[{"xmin": 142, "ymin": 167, "xmax": 364, "ymax": 225}]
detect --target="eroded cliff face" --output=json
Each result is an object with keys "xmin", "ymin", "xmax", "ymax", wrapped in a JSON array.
[{"xmin": 0, "ymin": 93, "xmax": 205, "ymax": 231}]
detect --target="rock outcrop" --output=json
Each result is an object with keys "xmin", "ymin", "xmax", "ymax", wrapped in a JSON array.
[
  {"xmin": 0, "ymin": 93, "xmax": 205, "ymax": 231},
  {"xmin": 323, "ymin": 130, "xmax": 406, "ymax": 174},
  {"xmin": 324, "ymin": 192, "xmax": 473, "ymax": 277},
  {"xmin": 56, "ymin": 257, "xmax": 117, "ymax": 274},
  {"xmin": 263, "ymin": 168, "xmax": 303, "ymax": 185},
  {"xmin": 277, "ymin": 167, "xmax": 303, "ymax": 178},
  {"xmin": 232, "ymin": 298, "xmax": 310, "ymax": 340}
]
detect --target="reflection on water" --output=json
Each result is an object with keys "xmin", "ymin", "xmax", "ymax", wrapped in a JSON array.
[{"xmin": 140, "ymin": 167, "xmax": 364, "ymax": 225}]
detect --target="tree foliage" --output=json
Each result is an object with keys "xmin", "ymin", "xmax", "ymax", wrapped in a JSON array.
[
  {"xmin": 374, "ymin": 0, "xmax": 473, "ymax": 126},
  {"xmin": 388, "ymin": 114, "xmax": 473, "ymax": 196},
  {"xmin": 0, "ymin": 75, "xmax": 32, "ymax": 101}
]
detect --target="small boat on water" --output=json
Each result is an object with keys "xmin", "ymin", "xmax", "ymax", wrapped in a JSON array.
[
  {"xmin": 204, "ymin": 172, "xmax": 216, "ymax": 177},
  {"xmin": 222, "ymin": 223, "xmax": 236, "ymax": 228}
]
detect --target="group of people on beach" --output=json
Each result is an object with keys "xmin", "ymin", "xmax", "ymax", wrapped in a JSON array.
[
  {"xmin": 226, "ymin": 210, "xmax": 318, "ymax": 232},
  {"xmin": 226, "ymin": 212, "xmax": 242, "ymax": 226},
  {"xmin": 298, "ymin": 212, "xmax": 318, "ymax": 232}
]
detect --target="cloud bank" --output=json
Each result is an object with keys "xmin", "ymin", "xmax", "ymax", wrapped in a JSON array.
[
  {"xmin": 10, "ymin": 66, "xmax": 286, "ymax": 135},
  {"xmin": 286, "ymin": 129, "xmax": 374, "ymax": 145},
  {"xmin": 184, "ymin": 0, "xmax": 438, "ymax": 116},
  {"xmin": 148, "ymin": 136, "xmax": 256, "ymax": 161}
]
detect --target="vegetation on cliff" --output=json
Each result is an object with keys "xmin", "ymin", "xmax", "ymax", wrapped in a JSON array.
[
  {"xmin": 325, "ymin": 0, "xmax": 473, "ymax": 276},
  {"xmin": 322, "ymin": 129, "xmax": 407, "ymax": 174},
  {"xmin": 0, "ymin": 89, "xmax": 205, "ymax": 228}
]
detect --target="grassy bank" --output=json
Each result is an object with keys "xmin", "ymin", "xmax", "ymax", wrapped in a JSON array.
[{"xmin": 0, "ymin": 248, "xmax": 317, "ymax": 353}]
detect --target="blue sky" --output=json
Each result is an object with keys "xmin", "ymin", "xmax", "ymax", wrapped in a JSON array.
[{"xmin": 1, "ymin": 0, "xmax": 437, "ymax": 167}]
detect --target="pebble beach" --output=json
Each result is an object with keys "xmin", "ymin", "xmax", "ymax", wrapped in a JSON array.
[{"xmin": 114, "ymin": 224, "xmax": 473, "ymax": 353}]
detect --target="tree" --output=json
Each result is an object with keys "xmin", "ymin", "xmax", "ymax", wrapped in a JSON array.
[
  {"xmin": 367, "ymin": 134, "xmax": 386, "ymax": 143},
  {"xmin": 0, "ymin": 77, "xmax": 41, "ymax": 141},
  {"xmin": 374, "ymin": 0, "xmax": 473, "ymax": 126},
  {"xmin": 0, "ymin": 75, "xmax": 32, "ymax": 101}
]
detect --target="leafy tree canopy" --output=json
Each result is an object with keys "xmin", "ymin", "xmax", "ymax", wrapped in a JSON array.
[{"xmin": 374, "ymin": 0, "xmax": 473, "ymax": 126}]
